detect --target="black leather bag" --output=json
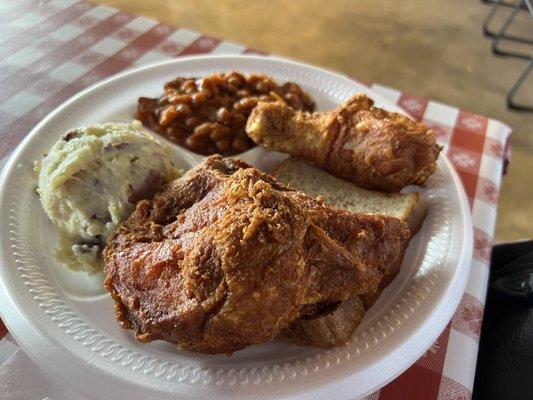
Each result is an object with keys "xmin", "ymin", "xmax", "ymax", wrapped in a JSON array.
[{"xmin": 473, "ymin": 240, "xmax": 533, "ymax": 400}]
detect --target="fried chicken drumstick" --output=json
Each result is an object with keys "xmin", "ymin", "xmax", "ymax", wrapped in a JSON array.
[
  {"xmin": 104, "ymin": 156, "xmax": 408, "ymax": 354},
  {"xmin": 246, "ymin": 94, "xmax": 441, "ymax": 192}
]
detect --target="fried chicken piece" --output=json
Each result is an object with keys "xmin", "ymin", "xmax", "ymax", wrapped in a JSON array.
[
  {"xmin": 104, "ymin": 156, "xmax": 408, "ymax": 354},
  {"xmin": 246, "ymin": 94, "xmax": 441, "ymax": 192},
  {"xmin": 277, "ymin": 197, "xmax": 411, "ymax": 347},
  {"xmin": 276, "ymin": 296, "xmax": 367, "ymax": 348}
]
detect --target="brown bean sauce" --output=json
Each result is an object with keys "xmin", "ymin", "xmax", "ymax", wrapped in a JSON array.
[{"xmin": 135, "ymin": 71, "xmax": 315, "ymax": 156}]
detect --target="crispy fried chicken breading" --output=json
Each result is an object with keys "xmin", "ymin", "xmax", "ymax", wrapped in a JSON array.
[
  {"xmin": 104, "ymin": 156, "xmax": 409, "ymax": 354},
  {"xmin": 246, "ymin": 94, "xmax": 441, "ymax": 192}
]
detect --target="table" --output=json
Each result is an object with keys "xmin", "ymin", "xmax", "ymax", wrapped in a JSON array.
[{"xmin": 0, "ymin": 1, "xmax": 511, "ymax": 399}]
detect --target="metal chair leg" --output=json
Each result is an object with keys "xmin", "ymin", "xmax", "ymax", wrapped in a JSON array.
[
  {"xmin": 507, "ymin": 59, "xmax": 533, "ymax": 112},
  {"xmin": 481, "ymin": 0, "xmax": 533, "ymax": 112},
  {"xmin": 492, "ymin": 0, "xmax": 533, "ymax": 59},
  {"xmin": 483, "ymin": 0, "xmax": 533, "ymax": 43}
]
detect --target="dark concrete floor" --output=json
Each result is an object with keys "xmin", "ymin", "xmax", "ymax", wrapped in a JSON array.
[{"xmin": 95, "ymin": 0, "xmax": 533, "ymax": 241}]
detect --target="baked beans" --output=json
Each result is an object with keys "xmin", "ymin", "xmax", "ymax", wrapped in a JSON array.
[{"xmin": 136, "ymin": 71, "xmax": 315, "ymax": 155}]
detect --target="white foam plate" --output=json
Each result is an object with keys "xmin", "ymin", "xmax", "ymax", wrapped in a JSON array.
[{"xmin": 0, "ymin": 55, "xmax": 472, "ymax": 400}]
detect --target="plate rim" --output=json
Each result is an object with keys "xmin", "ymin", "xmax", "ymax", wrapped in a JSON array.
[{"xmin": 0, "ymin": 54, "xmax": 473, "ymax": 400}]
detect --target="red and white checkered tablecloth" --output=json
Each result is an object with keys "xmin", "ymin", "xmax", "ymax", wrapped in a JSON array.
[{"xmin": 0, "ymin": 1, "xmax": 511, "ymax": 399}]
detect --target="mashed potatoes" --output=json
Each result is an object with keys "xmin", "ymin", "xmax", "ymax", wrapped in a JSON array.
[{"xmin": 36, "ymin": 121, "xmax": 180, "ymax": 273}]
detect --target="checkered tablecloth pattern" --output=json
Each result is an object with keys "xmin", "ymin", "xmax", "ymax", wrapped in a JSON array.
[{"xmin": 0, "ymin": 1, "xmax": 511, "ymax": 399}]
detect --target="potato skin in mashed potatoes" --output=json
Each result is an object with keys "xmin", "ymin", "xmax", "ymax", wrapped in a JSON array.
[{"xmin": 36, "ymin": 121, "xmax": 180, "ymax": 273}]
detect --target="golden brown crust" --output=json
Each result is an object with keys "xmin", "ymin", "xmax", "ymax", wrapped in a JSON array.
[
  {"xmin": 246, "ymin": 94, "xmax": 441, "ymax": 192},
  {"xmin": 277, "ymin": 297, "xmax": 366, "ymax": 348},
  {"xmin": 104, "ymin": 155, "xmax": 408, "ymax": 354},
  {"xmin": 271, "ymin": 157, "xmax": 427, "ymax": 347},
  {"xmin": 278, "ymin": 229, "xmax": 410, "ymax": 346}
]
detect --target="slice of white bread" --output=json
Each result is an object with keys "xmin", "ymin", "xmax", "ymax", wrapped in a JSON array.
[
  {"xmin": 272, "ymin": 158, "xmax": 428, "ymax": 237},
  {"xmin": 273, "ymin": 158, "xmax": 428, "ymax": 347}
]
